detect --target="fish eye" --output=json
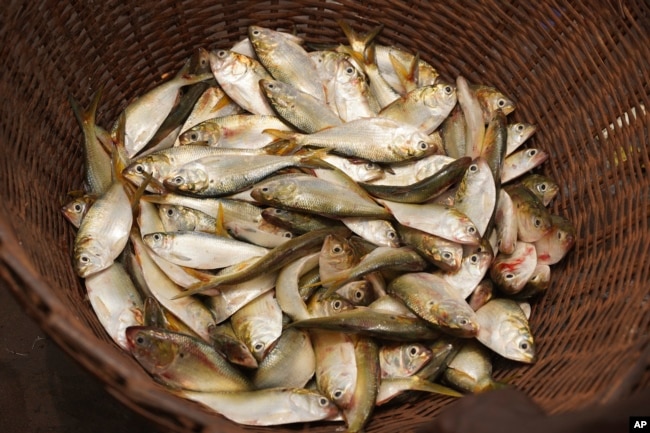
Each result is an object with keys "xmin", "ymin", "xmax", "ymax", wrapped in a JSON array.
[
  {"xmin": 467, "ymin": 226, "xmax": 477, "ymax": 234},
  {"xmin": 365, "ymin": 162, "xmax": 378, "ymax": 170},
  {"xmin": 527, "ymin": 149, "xmax": 538, "ymax": 157},
  {"xmin": 172, "ymin": 176, "xmax": 184, "ymax": 185},
  {"xmin": 283, "ymin": 232, "xmax": 293, "ymax": 238},
  {"xmin": 153, "ymin": 233, "xmax": 163, "ymax": 242},
  {"xmin": 505, "ymin": 273, "xmax": 515, "ymax": 280},
  {"xmin": 189, "ymin": 132, "xmax": 199, "ymax": 141},
  {"xmin": 386, "ymin": 230, "xmax": 397, "ymax": 239},
  {"xmin": 345, "ymin": 66, "xmax": 355, "ymax": 74},
  {"xmin": 251, "ymin": 29, "xmax": 261, "ymax": 36},
  {"xmin": 166, "ymin": 208, "xmax": 175, "ymax": 217},
  {"xmin": 134, "ymin": 164, "xmax": 145, "ymax": 174},
  {"xmin": 444, "ymin": 85, "xmax": 453, "ymax": 94},
  {"xmin": 459, "ymin": 318, "xmax": 469, "ymax": 326},
  {"xmin": 217, "ymin": 50, "xmax": 227, "ymax": 58},
  {"xmin": 79, "ymin": 255, "xmax": 90, "ymax": 263},
  {"xmin": 332, "ymin": 390, "xmax": 343, "ymax": 399},
  {"xmin": 135, "ymin": 336, "xmax": 145, "ymax": 345},
  {"xmin": 354, "ymin": 290, "xmax": 364, "ymax": 300},
  {"xmin": 253, "ymin": 342, "xmax": 264, "ymax": 352},
  {"xmin": 273, "ymin": 208, "xmax": 284, "ymax": 214},
  {"xmin": 470, "ymin": 254, "xmax": 479, "ymax": 264},
  {"xmin": 497, "ymin": 98, "xmax": 506, "ymax": 108},
  {"xmin": 319, "ymin": 397, "xmax": 329, "ymax": 406},
  {"xmin": 418, "ymin": 141, "xmax": 428, "ymax": 150},
  {"xmin": 442, "ymin": 251, "xmax": 452, "ymax": 260},
  {"xmin": 261, "ymin": 187, "xmax": 270, "ymax": 192},
  {"xmin": 557, "ymin": 230, "xmax": 563, "ymax": 240},
  {"xmin": 519, "ymin": 342, "xmax": 529, "ymax": 350},
  {"xmin": 332, "ymin": 245, "xmax": 343, "ymax": 254},
  {"xmin": 267, "ymin": 82, "xmax": 275, "ymax": 89},
  {"xmin": 538, "ymin": 183, "xmax": 548, "ymax": 192},
  {"xmin": 533, "ymin": 217, "xmax": 542, "ymax": 228},
  {"xmin": 516, "ymin": 124, "xmax": 525, "ymax": 132},
  {"xmin": 409, "ymin": 346, "xmax": 419, "ymax": 356},
  {"xmin": 332, "ymin": 300, "xmax": 342, "ymax": 311},
  {"xmin": 469, "ymin": 164, "xmax": 478, "ymax": 173},
  {"xmin": 74, "ymin": 204, "xmax": 82, "ymax": 212}
]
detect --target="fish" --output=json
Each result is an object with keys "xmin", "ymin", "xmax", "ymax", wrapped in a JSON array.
[
  {"xmin": 207, "ymin": 322, "xmax": 258, "ymax": 369},
  {"xmin": 68, "ymin": 88, "xmax": 112, "ymax": 194},
  {"xmin": 249, "ymin": 26, "xmax": 326, "ymax": 101},
  {"xmin": 377, "ymin": 199, "xmax": 481, "ymax": 245},
  {"xmin": 490, "ymin": 241, "xmax": 538, "ymax": 295},
  {"xmin": 142, "ymin": 230, "xmax": 269, "ymax": 269},
  {"xmin": 125, "ymin": 326, "xmax": 253, "ymax": 391},
  {"xmin": 534, "ymin": 214, "xmax": 577, "ymax": 265},
  {"xmin": 475, "ymin": 299, "xmax": 536, "ymax": 363},
  {"xmin": 443, "ymin": 340, "xmax": 505, "ymax": 393},
  {"xmin": 387, "ymin": 272, "xmax": 479, "ymax": 337},
  {"xmin": 231, "ymin": 290, "xmax": 283, "ymax": 363},
  {"xmin": 252, "ymin": 327, "xmax": 315, "ymax": 389},
  {"xmin": 73, "ymin": 181, "xmax": 133, "ymax": 277},
  {"xmin": 251, "ymin": 173, "xmax": 393, "ymax": 220},
  {"xmin": 163, "ymin": 150, "xmax": 329, "ymax": 197},
  {"xmin": 379, "ymin": 83, "xmax": 457, "ymax": 134},
  {"xmin": 178, "ymin": 114, "xmax": 293, "ymax": 149},
  {"xmin": 265, "ymin": 116, "xmax": 441, "ymax": 163},
  {"xmin": 180, "ymin": 387, "xmax": 339, "ymax": 426},
  {"xmin": 85, "ymin": 263, "xmax": 144, "ymax": 349},
  {"xmin": 380, "ymin": 342, "xmax": 433, "ymax": 378},
  {"xmin": 506, "ymin": 122, "xmax": 537, "ymax": 156},
  {"xmin": 396, "ymin": 224, "xmax": 463, "ymax": 272},
  {"xmin": 209, "ymin": 49, "xmax": 276, "ymax": 115}
]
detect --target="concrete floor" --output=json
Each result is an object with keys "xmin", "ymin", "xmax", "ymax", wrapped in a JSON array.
[{"xmin": 0, "ymin": 286, "xmax": 160, "ymax": 433}]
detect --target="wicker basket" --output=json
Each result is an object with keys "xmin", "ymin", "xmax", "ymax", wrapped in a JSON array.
[{"xmin": 1, "ymin": 1, "xmax": 649, "ymax": 432}]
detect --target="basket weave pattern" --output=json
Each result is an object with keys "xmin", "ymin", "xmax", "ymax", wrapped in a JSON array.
[{"xmin": 1, "ymin": 1, "xmax": 649, "ymax": 432}]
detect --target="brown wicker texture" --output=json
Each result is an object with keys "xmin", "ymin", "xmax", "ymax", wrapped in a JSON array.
[{"xmin": 1, "ymin": 1, "xmax": 649, "ymax": 432}]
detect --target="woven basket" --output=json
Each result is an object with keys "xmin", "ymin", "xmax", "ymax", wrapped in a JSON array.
[{"xmin": 1, "ymin": 1, "xmax": 649, "ymax": 432}]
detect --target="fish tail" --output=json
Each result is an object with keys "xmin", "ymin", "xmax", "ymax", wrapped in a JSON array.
[
  {"xmin": 297, "ymin": 147, "xmax": 332, "ymax": 169},
  {"xmin": 337, "ymin": 19, "xmax": 383, "ymax": 57}
]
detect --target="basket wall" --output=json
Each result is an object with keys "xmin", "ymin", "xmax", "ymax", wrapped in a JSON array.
[{"xmin": 0, "ymin": 1, "xmax": 649, "ymax": 432}]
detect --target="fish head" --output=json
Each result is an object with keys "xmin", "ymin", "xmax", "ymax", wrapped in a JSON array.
[
  {"xmin": 290, "ymin": 389, "xmax": 340, "ymax": 420},
  {"xmin": 398, "ymin": 133, "xmax": 438, "ymax": 161},
  {"xmin": 320, "ymin": 233, "xmax": 357, "ymax": 274},
  {"xmin": 462, "ymin": 243, "xmax": 494, "ymax": 279},
  {"xmin": 74, "ymin": 237, "xmax": 110, "ymax": 277},
  {"xmin": 338, "ymin": 281, "xmax": 374, "ymax": 306},
  {"xmin": 259, "ymin": 79, "xmax": 295, "ymax": 109},
  {"xmin": 423, "ymin": 82, "xmax": 457, "ymax": 111},
  {"xmin": 431, "ymin": 299, "xmax": 480, "ymax": 337},
  {"xmin": 474, "ymin": 86, "xmax": 516, "ymax": 117},
  {"xmin": 335, "ymin": 58, "xmax": 363, "ymax": 85},
  {"xmin": 353, "ymin": 160, "xmax": 384, "ymax": 183},
  {"xmin": 179, "ymin": 124, "xmax": 218, "ymax": 146},
  {"xmin": 446, "ymin": 208, "xmax": 481, "ymax": 245},
  {"xmin": 123, "ymin": 155, "xmax": 167, "ymax": 187},
  {"xmin": 125, "ymin": 326, "xmax": 177, "ymax": 372},
  {"xmin": 308, "ymin": 292, "xmax": 354, "ymax": 317},
  {"xmin": 142, "ymin": 232, "xmax": 171, "ymax": 253},
  {"xmin": 164, "ymin": 167, "xmax": 209, "ymax": 193},
  {"xmin": 551, "ymin": 215, "xmax": 577, "ymax": 251},
  {"xmin": 396, "ymin": 343, "xmax": 433, "ymax": 376},
  {"xmin": 431, "ymin": 243, "xmax": 463, "ymax": 272},
  {"xmin": 159, "ymin": 205, "xmax": 196, "ymax": 231},
  {"xmin": 251, "ymin": 178, "xmax": 297, "ymax": 203},
  {"xmin": 210, "ymin": 50, "xmax": 243, "ymax": 77},
  {"xmin": 501, "ymin": 322, "xmax": 536, "ymax": 364},
  {"xmin": 61, "ymin": 195, "xmax": 94, "ymax": 227},
  {"xmin": 508, "ymin": 123, "xmax": 537, "ymax": 146}
]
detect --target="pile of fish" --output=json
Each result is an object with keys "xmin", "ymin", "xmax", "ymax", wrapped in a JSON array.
[{"xmin": 63, "ymin": 21, "xmax": 576, "ymax": 431}]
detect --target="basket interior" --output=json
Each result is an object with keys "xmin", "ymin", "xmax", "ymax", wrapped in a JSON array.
[{"xmin": 1, "ymin": 1, "xmax": 649, "ymax": 432}]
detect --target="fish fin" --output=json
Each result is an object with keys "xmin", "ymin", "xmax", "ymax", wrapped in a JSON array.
[
  {"xmin": 297, "ymin": 147, "xmax": 333, "ymax": 169},
  {"xmin": 389, "ymin": 52, "xmax": 419, "ymax": 94},
  {"xmin": 210, "ymin": 93, "xmax": 234, "ymax": 113},
  {"xmin": 215, "ymin": 202, "xmax": 229, "ymax": 237},
  {"xmin": 111, "ymin": 111, "xmax": 132, "ymax": 178},
  {"xmin": 170, "ymin": 251, "xmax": 194, "ymax": 262},
  {"xmin": 260, "ymin": 135, "xmax": 301, "ymax": 155},
  {"xmin": 337, "ymin": 19, "xmax": 384, "ymax": 57}
]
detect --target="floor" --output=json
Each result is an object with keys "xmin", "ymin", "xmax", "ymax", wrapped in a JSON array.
[{"xmin": 0, "ymin": 286, "xmax": 160, "ymax": 433}]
